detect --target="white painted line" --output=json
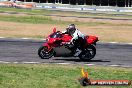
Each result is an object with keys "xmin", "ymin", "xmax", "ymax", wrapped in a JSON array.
[
  {"xmin": 0, "ymin": 61, "xmax": 10, "ymax": 63},
  {"xmin": 85, "ymin": 64, "xmax": 95, "ymax": 66},
  {"xmin": 128, "ymin": 43, "xmax": 132, "ymax": 45},
  {"xmin": 21, "ymin": 38, "xmax": 31, "ymax": 39},
  {"xmin": 41, "ymin": 39, "xmax": 46, "ymax": 41},
  {"xmin": 109, "ymin": 42, "xmax": 118, "ymax": 44},
  {"xmin": 19, "ymin": 37, "xmax": 46, "ymax": 41},
  {"xmin": 0, "ymin": 61, "xmax": 5, "ymax": 63},
  {"xmin": 57, "ymin": 63, "xmax": 71, "ymax": 65},
  {"xmin": 122, "ymin": 65, "xmax": 131, "ymax": 68},
  {"xmin": 109, "ymin": 65, "xmax": 120, "ymax": 67},
  {"xmin": 0, "ymin": 60, "xmax": 131, "ymax": 68},
  {"xmin": 109, "ymin": 42, "xmax": 132, "ymax": 45},
  {"xmin": 22, "ymin": 62, "xmax": 40, "ymax": 64},
  {"xmin": 0, "ymin": 61, "xmax": 41, "ymax": 64},
  {"xmin": 3, "ymin": 62, "xmax": 10, "ymax": 63},
  {"xmin": 0, "ymin": 37, "xmax": 5, "ymax": 38},
  {"xmin": 13, "ymin": 62, "xmax": 19, "ymax": 63}
]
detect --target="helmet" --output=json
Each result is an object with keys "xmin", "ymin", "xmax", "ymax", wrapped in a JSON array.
[
  {"xmin": 66, "ymin": 24, "xmax": 76, "ymax": 35},
  {"xmin": 68, "ymin": 24, "xmax": 76, "ymax": 30}
]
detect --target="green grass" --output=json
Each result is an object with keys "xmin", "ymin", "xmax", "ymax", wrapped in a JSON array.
[
  {"xmin": 0, "ymin": 64, "xmax": 131, "ymax": 88},
  {"xmin": 0, "ymin": 15, "xmax": 53, "ymax": 24},
  {"xmin": 1, "ymin": 14, "xmax": 132, "ymax": 27},
  {"xmin": 0, "ymin": 7, "xmax": 51, "ymax": 14},
  {"xmin": 1, "ymin": 7, "xmax": 132, "ymax": 19},
  {"xmin": 0, "ymin": 15, "xmax": 110, "ymax": 26},
  {"xmin": 1, "ymin": 7, "xmax": 132, "ymax": 26}
]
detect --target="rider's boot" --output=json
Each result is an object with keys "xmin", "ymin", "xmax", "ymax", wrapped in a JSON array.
[{"xmin": 74, "ymin": 48, "xmax": 82, "ymax": 57}]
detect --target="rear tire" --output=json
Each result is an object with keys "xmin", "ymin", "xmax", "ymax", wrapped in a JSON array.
[
  {"xmin": 79, "ymin": 45, "xmax": 96, "ymax": 61},
  {"xmin": 38, "ymin": 46, "xmax": 54, "ymax": 59}
]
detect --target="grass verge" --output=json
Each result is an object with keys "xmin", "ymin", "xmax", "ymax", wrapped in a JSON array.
[
  {"xmin": 1, "ymin": 14, "xmax": 132, "ymax": 27},
  {"xmin": 0, "ymin": 15, "xmax": 109, "ymax": 26},
  {"xmin": 0, "ymin": 64, "xmax": 131, "ymax": 88},
  {"xmin": 1, "ymin": 7, "xmax": 132, "ymax": 19}
]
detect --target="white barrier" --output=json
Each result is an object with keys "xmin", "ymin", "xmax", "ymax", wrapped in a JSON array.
[
  {"xmin": 0, "ymin": 2, "xmax": 132, "ymax": 13},
  {"xmin": 119, "ymin": 10, "xmax": 132, "ymax": 12},
  {"xmin": 96, "ymin": 9, "xmax": 117, "ymax": 12},
  {"xmin": 35, "ymin": 4, "xmax": 132, "ymax": 13}
]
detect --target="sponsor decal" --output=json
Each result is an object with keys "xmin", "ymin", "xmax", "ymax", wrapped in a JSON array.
[{"xmin": 78, "ymin": 68, "xmax": 131, "ymax": 86}]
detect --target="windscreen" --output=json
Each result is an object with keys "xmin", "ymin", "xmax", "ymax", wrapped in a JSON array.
[{"xmin": 50, "ymin": 32, "xmax": 62, "ymax": 38}]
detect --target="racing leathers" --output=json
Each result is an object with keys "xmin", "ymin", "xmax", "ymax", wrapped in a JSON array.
[{"xmin": 62, "ymin": 29, "xmax": 86, "ymax": 56}]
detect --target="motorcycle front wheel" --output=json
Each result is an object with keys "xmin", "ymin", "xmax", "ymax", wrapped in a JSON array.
[
  {"xmin": 38, "ymin": 46, "xmax": 54, "ymax": 59},
  {"xmin": 79, "ymin": 45, "xmax": 96, "ymax": 61}
]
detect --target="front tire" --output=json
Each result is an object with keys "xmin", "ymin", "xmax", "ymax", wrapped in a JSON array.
[
  {"xmin": 79, "ymin": 45, "xmax": 96, "ymax": 61},
  {"xmin": 38, "ymin": 46, "xmax": 54, "ymax": 59}
]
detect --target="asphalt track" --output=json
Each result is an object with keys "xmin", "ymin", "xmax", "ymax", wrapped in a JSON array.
[{"xmin": 0, "ymin": 38, "xmax": 132, "ymax": 67}]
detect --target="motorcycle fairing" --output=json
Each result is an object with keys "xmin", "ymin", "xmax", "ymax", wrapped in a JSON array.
[
  {"xmin": 43, "ymin": 43, "xmax": 52, "ymax": 52},
  {"xmin": 86, "ymin": 35, "xmax": 98, "ymax": 44}
]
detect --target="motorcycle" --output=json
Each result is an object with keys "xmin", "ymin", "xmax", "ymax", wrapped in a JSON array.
[{"xmin": 38, "ymin": 28, "xmax": 99, "ymax": 60}]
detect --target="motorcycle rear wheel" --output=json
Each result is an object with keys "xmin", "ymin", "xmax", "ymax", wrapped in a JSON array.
[
  {"xmin": 38, "ymin": 46, "xmax": 54, "ymax": 59},
  {"xmin": 79, "ymin": 45, "xmax": 96, "ymax": 61}
]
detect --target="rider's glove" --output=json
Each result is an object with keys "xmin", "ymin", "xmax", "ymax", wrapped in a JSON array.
[
  {"xmin": 60, "ymin": 42, "xmax": 71, "ymax": 46},
  {"xmin": 66, "ymin": 42, "xmax": 71, "ymax": 45},
  {"xmin": 65, "ymin": 42, "xmax": 74, "ymax": 49}
]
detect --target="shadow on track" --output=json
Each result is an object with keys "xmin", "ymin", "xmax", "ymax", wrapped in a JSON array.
[{"xmin": 53, "ymin": 58, "xmax": 110, "ymax": 62}]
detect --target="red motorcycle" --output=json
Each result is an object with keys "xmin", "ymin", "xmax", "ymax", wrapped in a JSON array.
[{"xmin": 38, "ymin": 28, "xmax": 99, "ymax": 60}]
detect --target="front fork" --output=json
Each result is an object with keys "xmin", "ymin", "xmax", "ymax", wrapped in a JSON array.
[{"xmin": 43, "ymin": 43, "xmax": 53, "ymax": 53}]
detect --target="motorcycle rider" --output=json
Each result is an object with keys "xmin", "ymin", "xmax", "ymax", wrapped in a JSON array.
[{"xmin": 62, "ymin": 24, "xmax": 86, "ymax": 56}]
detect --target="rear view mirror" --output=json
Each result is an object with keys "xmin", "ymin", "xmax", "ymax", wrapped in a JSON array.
[{"xmin": 53, "ymin": 27, "xmax": 56, "ymax": 33}]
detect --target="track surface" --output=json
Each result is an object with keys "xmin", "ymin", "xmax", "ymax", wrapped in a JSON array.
[{"xmin": 0, "ymin": 38, "xmax": 132, "ymax": 67}]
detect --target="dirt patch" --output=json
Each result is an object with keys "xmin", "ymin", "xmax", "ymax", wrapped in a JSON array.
[
  {"xmin": 52, "ymin": 16, "xmax": 132, "ymax": 25},
  {"xmin": 0, "ymin": 21, "xmax": 65, "ymax": 37}
]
